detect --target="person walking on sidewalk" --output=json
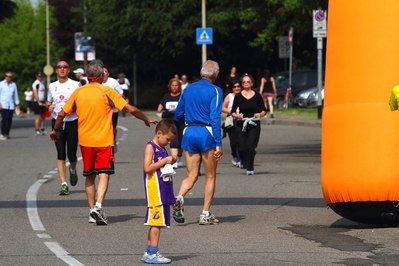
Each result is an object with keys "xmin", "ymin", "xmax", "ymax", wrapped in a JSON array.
[
  {"xmin": 141, "ymin": 119, "xmax": 177, "ymax": 264},
  {"xmin": 49, "ymin": 59, "xmax": 157, "ymax": 225},
  {"xmin": 172, "ymin": 60, "xmax": 223, "ymax": 225},
  {"xmin": 0, "ymin": 71, "xmax": 20, "ymax": 140},
  {"xmin": 46, "ymin": 61, "xmax": 80, "ymax": 196}
]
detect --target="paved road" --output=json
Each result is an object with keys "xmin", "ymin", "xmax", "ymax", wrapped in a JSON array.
[{"xmin": 0, "ymin": 114, "xmax": 398, "ymax": 266}]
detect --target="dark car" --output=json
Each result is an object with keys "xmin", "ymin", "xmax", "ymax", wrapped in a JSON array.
[{"xmin": 273, "ymin": 70, "xmax": 322, "ymax": 108}]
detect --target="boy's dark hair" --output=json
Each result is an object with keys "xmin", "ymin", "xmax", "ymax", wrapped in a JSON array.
[{"xmin": 156, "ymin": 119, "xmax": 177, "ymax": 135}]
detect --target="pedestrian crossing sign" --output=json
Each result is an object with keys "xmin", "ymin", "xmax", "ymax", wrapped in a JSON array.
[{"xmin": 196, "ymin": 28, "xmax": 213, "ymax": 45}]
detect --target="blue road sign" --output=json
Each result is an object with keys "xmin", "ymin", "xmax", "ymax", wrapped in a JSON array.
[{"xmin": 196, "ymin": 28, "xmax": 213, "ymax": 45}]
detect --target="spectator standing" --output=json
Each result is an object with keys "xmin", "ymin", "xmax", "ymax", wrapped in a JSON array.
[
  {"xmin": 24, "ymin": 87, "xmax": 33, "ymax": 116},
  {"xmin": 141, "ymin": 119, "xmax": 177, "ymax": 264},
  {"xmin": 224, "ymin": 66, "xmax": 238, "ymax": 95},
  {"xmin": 172, "ymin": 60, "xmax": 223, "ymax": 225},
  {"xmin": 259, "ymin": 69, "xmax": 277, "ymax": 118},
  {"xmin": 46, "ymin": 61, "xmax": 80, "ymax": 196},
  {"xmin": 156, "ymin": 78, "xmax": 184, "ymax": 169},
  {"xmin": 102, "ymin": 65, "xmax": 124, "ymax": 153},
  {"xmin": 181, "ymin": 74, "xmax": 189, "ymax": 91},
  {"xmin": 0, "ymin": 71, "xmax": 20, "ymax": 140},
  {"xmin": 49, "ymin": 59, "xmax": 157, "ymax": 225},
  {"xmin": 231, "ymin": 73, "xmax": 267, "ymax": 175},
  {"xmin": 32, "ymin": 71, "xmax": 47, "ymax": 136},
  {"xmin": 222, "ymin": 78, "xmax": 242, "ymax": 167},
  {"xmin": 73, "ymin": 68, "xmax": 88, "ymax": 86},
  {"xmin": 118, "ymin": 73, "xmax": 131, "ymax": 117}
]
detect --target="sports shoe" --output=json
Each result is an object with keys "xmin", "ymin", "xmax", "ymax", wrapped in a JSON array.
[
  {"xmin": 0, "ymin": 134, "xmax": 7, "ymax": 140},
  {"xmin": 231, "ymin": 158, "xmax": 238, "ymax": 166},
  {"xmin": 88, "ymin": 215, "xmax": 96, "ymax": 223},
  {"xmin": 90, "ymin": 206, "xmax": 108, "ymax": 225},
  {"xmin": 34, "ymin": 130, "xmax": 42, "ymax": 136},
  {"xmin": 59, "ymin": 184, "xmax": 69, "ymax": 195},
  {"xmin": 141, "ymin": 252, "xmax": 149, "ymax": 262},
  {"xmin": 199, "ymin": 213, "xmax": 219, "ymax": 225},
  {"xmin": 177, "ymin": 157, "xmax": 183, "ymax": 167},
  {"xmin": 238, "ymin": 162, "xmax": 244, "ymax": 169},
  {"xmin": 41, "ymin": 129, "xmax": 47, "ymax": 135},
  {"xmin": 143, "ymin": 252, "xmax": 171, "ymax": 264},
  {"xmin": 246, "ymin": 170, "xmax": 254, "ymax": 175},
  {"xmin": 172, "ymin": 198, "xmax": 185, "ymax": 223},
  {"xmin": 69, "ymin": 169, "xmax": 78, "ymax": 186},
  {"xmin": 270, "ymin": 114, "xmax": 275, "ymax": 119},
  {"xmin": 172, "ymin": 162, "xmax": 178, "ymax": 169}
]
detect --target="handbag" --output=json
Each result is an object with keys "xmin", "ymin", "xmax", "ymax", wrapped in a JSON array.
[{"xmin": 224, "ymin": 115, "xmax": 234, "ymax": 128}]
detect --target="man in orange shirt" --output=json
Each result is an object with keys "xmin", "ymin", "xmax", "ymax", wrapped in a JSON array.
[{"xmin": 49, "ymin": 59, "xmax": 157, "ymax": 225}]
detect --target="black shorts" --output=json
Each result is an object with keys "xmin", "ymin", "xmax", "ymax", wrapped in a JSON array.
[
  {"xmin": 33, "ymin": 101, "xmax": 46, "ymax": 115},
  {"xmin": 123, "ymin": 90, "xmax": 129, "ymax": 98},
  {"xmin": 112, "ymin": 112, "xmax": 118, "ymax": 129}
]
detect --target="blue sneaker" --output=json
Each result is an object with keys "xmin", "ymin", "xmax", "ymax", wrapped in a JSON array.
[
  {"xmin": 246, "ymin": 170, "xmax": 254, "ymax": 175},
  {"xmin": 143, "ymin": 252, "xmax": 171, "ymax": 264}
]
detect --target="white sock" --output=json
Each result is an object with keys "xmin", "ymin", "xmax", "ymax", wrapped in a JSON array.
[
  {"xmin": 176, "ymin": 195, "xmax": 184, "ymax": 205},
  {"xmin": 69, "ymin": 167, "xmax": 76, "ymax": 174},
  {"xmin": 202, "ymin": 211, "xmax": 210, "ymax": 217},
  {"xmin": 95, "ymin": 202, "xmax": 102, "ymax": 209},
  {"xmin": 61, "ymin": 182, "xmax": 67, "ymax": 186}
]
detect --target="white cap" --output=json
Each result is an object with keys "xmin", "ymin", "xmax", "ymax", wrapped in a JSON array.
[{"xmin": 73, "ymin": 68, "xmax": 84, "ymax": 74}]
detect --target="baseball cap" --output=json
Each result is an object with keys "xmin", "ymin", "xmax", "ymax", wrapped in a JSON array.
[
  {"xmin": 36, "ymin": 71, "xmax": 43, "ymax": 77},
  {"xmin": 73, "ymin": 68, "xmax": 85, "ymax": 74},
  {"xmin": 118, "ymin": 73, "xmax": 126, "ymax": 78}
]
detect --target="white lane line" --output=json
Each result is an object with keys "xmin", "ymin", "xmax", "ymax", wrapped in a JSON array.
[
  {"xmin": 26, "ymin": 179, "xmax": 47, "ymax": 231},
  {"xmin": 44, "ymin": 242, "xmax": 85, "ymax": 266}
]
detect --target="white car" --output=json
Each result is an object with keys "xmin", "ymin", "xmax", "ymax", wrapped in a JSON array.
[{"xmin": 295, "ymin": 86, "xmax": 324, "ymax": 107}]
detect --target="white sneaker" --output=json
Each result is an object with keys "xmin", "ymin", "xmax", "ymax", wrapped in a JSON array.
[
  {"xmin": 199, "ymin": 213, "xmax": 219, "ymax": 225},
  {"xmin": 143, "ymin": 252, "xmax": 171, "ymax": 264},
  {"xmin": 0, "ymin": 134, "xmax": 7, "ymax": 140},
  {"xmin": 88, "ymin": 215, "xmax": 96, "ymax": 223},
  {"xmin": 177, "ymin": 157, "xmax": 183, "ymax": 167},
  {"xmin": 231, "ymin": 158, "xmax": 238, "ymax": 166}
]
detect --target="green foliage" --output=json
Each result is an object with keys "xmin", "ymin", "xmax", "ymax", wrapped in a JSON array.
[
  {"xmin": 0, "ymin": 0, "xmax": 18, "ymax": 23},
  {"xmin": 0, "ymin": 0, "xmax": 64, "ymax": 109}
]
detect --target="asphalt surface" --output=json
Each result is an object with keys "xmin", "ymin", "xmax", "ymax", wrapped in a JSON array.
[{"xmin": 1, "ymin": 113, "xmax": 398, "ymax": 266}]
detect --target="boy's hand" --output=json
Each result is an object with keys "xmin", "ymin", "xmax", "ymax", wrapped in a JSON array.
[{"xmin": 170, "ymin": 155, "xmax": 178, "ymax": 164}]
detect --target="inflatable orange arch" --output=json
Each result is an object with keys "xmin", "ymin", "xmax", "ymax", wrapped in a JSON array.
[{"xmin": 322, "ymin": 0, "xmax": 399, "ymax": 225}]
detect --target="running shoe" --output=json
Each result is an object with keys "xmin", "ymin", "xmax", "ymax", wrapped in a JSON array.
[
  {"xmin": 59, "ymin": 184, "xmax": 69, "ymax": 195},
  {"xmin": 90, "ymin": 206, "xmax": 108, "ymax": 225},
  {"xmin": 0, "ymin": 134, "xmax": 7, "ymax": 140},
  {"xmin": 34, "ymin": 130, "xmax": 42, "ymax": 136},
  {"xmin": 69, "ymin": 169, "xmax": 78, "ymax": 186},
  {"xmin": 41, "ymin": 130, "xmax": 47, "ymax": 135},
  {"xmin": 172, "ymin": 198, "xmax": 185, "ymax": 223},
  {"xmin": 199, "ymin": 213, "xmax": 219, "ymax": 225},
  {"xmin": 141, "ymin": 252, "xmax": 149, "ymax": 262},
  {"xmin": 88, "ymin": 215, "xmax": 96, "ymax": 223},
  {"xmin": 246, "ymin": 170, "xmax": 254, "ymax": 175},
  {"xmin": 143, "ymin": 252, "xmax": 171, "ymax": 264}
]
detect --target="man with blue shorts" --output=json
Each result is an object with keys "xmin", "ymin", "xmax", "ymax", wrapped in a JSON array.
[{"xmin": 172, "ymin": 60, "xmax": 223, "ymax": 225}]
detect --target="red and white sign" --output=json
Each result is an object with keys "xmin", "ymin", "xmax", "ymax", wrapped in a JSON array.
[
  {"xmin": 288, "ymin": 27, "xmax": 294, "ymax": 45},
  {"xmin": 313, "ymin": 10, "xmax": 327, "ymax": 38}
]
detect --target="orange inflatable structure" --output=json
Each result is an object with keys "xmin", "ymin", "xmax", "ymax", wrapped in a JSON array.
[{"xmin": 321, "ymin": 0, "xmax": 399, "ymax": 224}]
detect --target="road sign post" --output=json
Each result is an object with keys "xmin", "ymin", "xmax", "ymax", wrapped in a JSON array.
[{"xmin": 313, "ymin": 10, "xmax": 327, "ymax": 119}]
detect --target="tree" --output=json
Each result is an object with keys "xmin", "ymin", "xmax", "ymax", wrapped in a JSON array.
[{"xmin": 0, "ymin": 0, "xmax": 18, "ymax": 23}]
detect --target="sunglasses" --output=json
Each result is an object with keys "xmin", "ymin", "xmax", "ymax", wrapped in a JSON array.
[
  {"xmin": 242, "ymin": 80, "xmax": 251, "ymax": 83},
  {"xmin": 5, "ymin": 75, "xmax": 12, "ymax": 78},
  {"xmin": 57, "ymin": 65, "xmax": 69, "ymax": 69},
  {"xmin": 232, "ymin": 85, "xmax": 241, "ymax": 88}
]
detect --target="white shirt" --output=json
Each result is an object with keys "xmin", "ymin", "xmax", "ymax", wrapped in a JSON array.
[
  {"xmin": 119, "ymin": 77, "xmax": 130, "ymax": 91},
  {"xmin": 47, "ymin": 78, "xmax": 80, "ymax": 122},
  {"xmin": 103, "ymin": 77, "xmax": 124, "ymax": 113},
  {"xmin": 32, "ymin": 79, "xmax": 46, "ymax": 102},
  {"xmin": 25, "ymin": 90, "xmax": 33, "ymax": 101}
]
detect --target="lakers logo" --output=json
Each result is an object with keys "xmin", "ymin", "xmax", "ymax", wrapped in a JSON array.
[{"xmin": 153, "ymin": 211, "xmax": 160, "ymax": 220}]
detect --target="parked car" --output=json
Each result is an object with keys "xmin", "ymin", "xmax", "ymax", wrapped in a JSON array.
[
  {"xmin": 295, "ymin": 86, "xmax": 324, "ymax": 108},
  {"xmin": 273, "ymin": 70, "xmax": 322, "ymax": 108}
]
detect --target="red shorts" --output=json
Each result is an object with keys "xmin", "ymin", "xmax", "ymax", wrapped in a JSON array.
[
  {"xmin": 262, "ymin": 92, "xmax": 274, "ymax": 98},
  {"xmin": 80, "ymin": 146, "xmax": 115, "ymax": 176}
]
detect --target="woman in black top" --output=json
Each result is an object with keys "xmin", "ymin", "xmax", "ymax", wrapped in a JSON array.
[
  {"xmin": 259, "ymin": 69, "xmax": 277, "ymax": 118},
  {"xmin": 231, "ymin": 73, "xmax": 267, "ymax": 175}
]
